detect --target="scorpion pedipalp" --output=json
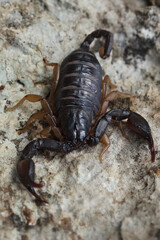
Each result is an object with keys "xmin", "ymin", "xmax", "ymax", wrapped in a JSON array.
[
  {"xmin": 17, "ymin": 138, "xmax": 72, "ymax": 202},
  {"xmin": 92, "ymin": 109, "xmax": 155, "ymax": 162},
  {"xmin": 17, "ymin": 158, "xmax": 47, "ymax": 203}
]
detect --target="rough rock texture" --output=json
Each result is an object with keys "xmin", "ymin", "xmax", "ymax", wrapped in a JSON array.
[{"xmin": 0, "ymin": 0, "xmax": 160, "ymax": 240}]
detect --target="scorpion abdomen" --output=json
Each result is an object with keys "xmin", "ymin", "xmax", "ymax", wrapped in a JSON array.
[
  {"xmin": 54, "ymin": 48, "xmax": 103, "ymax": 113},
  {"xmin": 54, "ymin": 48, "xmax": 103, "ymax": 142}
]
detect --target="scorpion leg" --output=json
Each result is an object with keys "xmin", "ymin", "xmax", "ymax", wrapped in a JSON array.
[
  {"xmin": 80, "ymin": 29, "xmax": 113, "ymax": 59},
  {"xmin": 96, "ymin": 76, "xmax": 117, "ymax": 117},
  {"xmin": 17, "ymin": 112, "xmax": 63, "ymax": 141},
  {"xmin": 43, "ymin": 57, "xmax": 60, "ymax": 110},
  {"xmin": 18, "ymin": 138, "xmax": 73, "ymax": 203},
  {"xmin": 117, "ymin": 121, "xmax": 130, "ymax": 140},
  {"xmin": 44, "ymin": 114, "xmax": 63, "ymax": 141},
  {"xmin": 6, "ymin": 94, "xmax": 53, "ymax": 116},
  {"xmin": 6, "ymin": 94, "xmax": 63, "ymax": 140},
  {"xmin": 88, "ymin": 109, "xmax": 155, "ymax": 162},
  {"xmin": 99, "ymin": 134, "xmax": 110, "ymax": 163},
  {"xmin": 5, "ymin": 94, "xmax": 50, "ymax": 132},
  {"xmin": 99, "ymin": 90, "xmax": 134, "ymax": 115},
  {"xmin": 17, "ymin": 112, "xmax": 46, "ymax": 134},
  {"xmin": 102, "ymin": 75, "xmax": 116, "ymax": 99},
  {"xmin": 40, "ymin": 126, "xmax": 51, "ymax": 137},
  {"xmin": 103, "ymin": 91, "xmax": 134, "ymax": 102}
]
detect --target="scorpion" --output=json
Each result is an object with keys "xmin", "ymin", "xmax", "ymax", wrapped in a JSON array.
[{"xmin": 6, "ymin": 29, "xmax": 155, "ymax": 203}]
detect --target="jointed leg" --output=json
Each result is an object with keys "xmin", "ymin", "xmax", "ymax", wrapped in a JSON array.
[
  {"xmin": 117, "ymin": 121, "xmax": 130, "ymax": 140},
  {"xmin": 5, "ymin": 94, "xmax": 60, "ymax": 135},
  {"xmin": 17, "ymin": 112, "xmax": 46, "ymax": 134},
  {"xmin": 103, "ymin": 75, "xmax": 116, "ymax": 97},
  {"xmin": 44, "ymin": 114, "xmax": 63, "ymax": 141},
  {"xmin": 99, "ymin": 134, "xmax": 110, "ymax": 163},
  {"xmin": 6, "ymin": 93, "xmax": 63, "ymax": 140},
  {"xmin": 102, "ymin": 75, "xmax": 116, "ymax": 99},
  {"xmin": 6, "ymin": 94, "xmax": 53, "ymax": 115},
  {"xmin": 104, "ymin": 91, "xmax": 134, "ymax": 102},
  {"xmin": 19, "ymin": 111, "xmax": 63, "ymax": 140},
  {"xmin": 5, "ymin": 94, "xmax": 44, "ymax": 111},
  {"xmin": 5, "ymin": 94, "xmax": 49, "ymax": 133},
  {"xmin": 43, "ymin": 57, "xmax": 60, "ymax": 108},
  {"xmin": 111, "ymin": 119, "xmax": 130, "ymax": 140},
  {"xmin": 96, "ymin": 75, "xmax": 117, "ymax": 118},
  {"xmin": 40, "ymin": 126, "xmax": 51, "ymax": 137},
  {"xmin": 99, "ymin": 90, "xmax": 134, "ymax": 115}
]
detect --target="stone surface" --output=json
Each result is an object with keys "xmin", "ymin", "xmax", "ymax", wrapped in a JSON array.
[{"xmin": 0, "ymin": 0, "xmax": 160, "ymax": 240}]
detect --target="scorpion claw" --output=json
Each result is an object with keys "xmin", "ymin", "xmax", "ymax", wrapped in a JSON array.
[
  {"xmin": 94, "ymin": 109, "xmax": 155, "ymax": 163},
  {"xmin": 17, "ymin": 159, "xmax": 48, "ymax": 203},
  {"xmin": 127, "ymin": 112, "xmax": 155, "ymax": 162},
  {"xmin": 27, "ymin": 186, "xmax": 48, "ymax": 204},
  {"xmin": 28, "ymin": 180, "xmax": 43, "ymax": 188}
]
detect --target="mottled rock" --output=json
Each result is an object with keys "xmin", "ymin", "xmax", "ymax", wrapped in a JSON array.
[{"xmin": 0, "ymin": 0, "xmax": 160, "ymax": 240}]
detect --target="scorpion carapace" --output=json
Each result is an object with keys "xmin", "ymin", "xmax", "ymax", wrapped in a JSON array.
[{"xmin": 5, "ymin": 29, "xmax": 155, "ymax": 203}]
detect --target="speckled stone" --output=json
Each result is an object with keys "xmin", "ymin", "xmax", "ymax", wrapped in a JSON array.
[{"xmin": 0, "ymin": 0, "xmax": 160, "ymax": 240}]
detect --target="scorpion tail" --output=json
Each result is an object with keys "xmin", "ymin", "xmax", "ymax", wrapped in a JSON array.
[{"xmin": 80, "ymin": 29, "xmax": 113, "ymax": 59}]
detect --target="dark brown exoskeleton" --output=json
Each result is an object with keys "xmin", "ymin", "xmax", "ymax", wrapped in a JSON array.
[{"xmin": 6, "ymin": 30, "xmax": 155, "ymax": 203}]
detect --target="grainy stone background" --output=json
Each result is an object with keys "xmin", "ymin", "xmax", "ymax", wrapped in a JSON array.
[{"xmin": 0, "ymin": 0, "xmax": 160, "ymax": 240}]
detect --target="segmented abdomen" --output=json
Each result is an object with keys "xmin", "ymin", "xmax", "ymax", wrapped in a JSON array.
[{"xmin": 54, "ymin": 48, "xmax": 103, "ymax": 118}]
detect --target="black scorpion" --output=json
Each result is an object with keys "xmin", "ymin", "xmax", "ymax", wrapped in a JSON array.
[{"xmin": 6, "ymin": 30, "xmax": 155, "ymax": 203}]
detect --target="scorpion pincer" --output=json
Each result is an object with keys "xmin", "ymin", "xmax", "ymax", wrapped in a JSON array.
[{"xmin": 6, "ymin": 29, "xmax": 155, "ymax": 203}]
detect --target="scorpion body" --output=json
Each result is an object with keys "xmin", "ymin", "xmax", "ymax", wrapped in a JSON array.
[
  {"xmin": 54, "ymin": 48, "xmax": 102, "ymax": 143},
  {"xmin": 6, "ymin": 30, "xmax": 155, "ymax": 203}
]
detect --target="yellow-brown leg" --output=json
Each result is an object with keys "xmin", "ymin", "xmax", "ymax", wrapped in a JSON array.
[
  {"xmin": 102, "ymin": 75, "xmax": 116, "ymax": 98},
  {"xmin": 44, "ymin": 114, "xmax": 63, "ymax": 141},
  {"xmin": 118, "ymin": 122, "xmax": 130, "ymax": 140},
  {"xmin": 17, "ymin": 112, "xmax": 46, "ymax": 134},
  {"xmin": 6, "ymin": 94, "xmax": 54, "ymax": 115},
  {"xmin": 40, "ymin": 126, "xmax": 51, "ymax": 137},
  {"xmin": 100, "ymin": 91, "xmax": 134, "ymax": 115},
  {"xmin": 6, "ymin": 94, "xmax": 50, "ymax": 113},
  {"xmin": 5, "ymin": 93, "xmax": 63, "ymax": 140},
  {"xmin": 43, "ymin": 57, "xmax": 60, "ymax": 108},
  {"xmin": 5, "ymin": 94, "xmax": 44, "ymax": 111},
  {"xmin": 18, "ymin": 110, "xmax": 63, "ymax": 140},
  {"xmin": 99, "ymin": 134, "xmax": 110, "ymax": 163},
  {"xmin": 97, "ymin": 75, "xmax": 117, "ymax": 117},
  {"xmin": 104, "ymin": 91, "xmax": 134, "ymax": 102}
]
